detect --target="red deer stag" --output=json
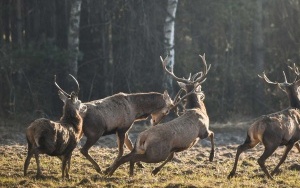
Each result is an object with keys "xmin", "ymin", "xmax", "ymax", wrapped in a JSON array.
[
  {"xmin": 24, "ymin": 74, "xmax": 87, "ymax": 179},
  {"xmin": 105, "ymin": 54, "xmax": 215, "ymax": 177},
  {"xmin": 228, "ymin": 66, "xmax": 300, "ymax": 180},
  {"xmin": 81, "ymin": 90, "xmax": 174, "ymax": 173}
]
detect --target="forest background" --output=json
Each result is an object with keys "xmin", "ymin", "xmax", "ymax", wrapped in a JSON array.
[{"xmin": 1, "ymin": 0, "xmax": 299, "ymax": 123}]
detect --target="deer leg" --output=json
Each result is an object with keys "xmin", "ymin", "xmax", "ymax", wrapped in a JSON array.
[
  {"xmin": 228, "ymin": 135, "xmax": 258, "ymax": 179},
  {"xmin": 271, "ymin": 143, "xmax": 294, "ymax": 176},
  {"xmin": 61, "ymin": 154, "xmax": 71, "ymax": 179},
  {"xmin": 80, "ymin": 136, "xmax": 102, "ymax": 173},
  {"xmin": 107, "ymin": 153, "xmax": 146, "ymax": 177},
  {"xmin": 294, "ymin": 142, "xmax": 300, "ymax": 153},
  {"xmin": 34, "ymin": 150, "xmax": 43, "ymax": 178},
  {"xmin": 24, "ymin": 142, "xmax": 34, "ymax": 176},
  {"xmin": 104, "ymin": 131, "xmax": 126, "ymax": 174},
  {"xmin": 208, "ymin": 130, "xmax": 215, "ymax": 162},
  {"xmin": 116, "ymin": 131, "xmax": 126, "ymax": 158},
  {"xmin": 129, "ymin": 161, "xmax": 135, "ymax": 176},
  {"xmin": 124, "ymin": 132, "xmax": 133, "ymax": 151},
  {"xmin": 124, "ymin": 132, "xmax": 144, "ymax": 168},
  {"xmin": 152, "ymin": 152, "xmax": 174, "ymax": 176},
  {"xmin": 257, "ymin": 145, "xmax": 278, "ymax": 180}
]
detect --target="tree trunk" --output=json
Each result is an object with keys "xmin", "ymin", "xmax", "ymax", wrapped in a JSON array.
[
  {"xmin": 163, "ymin": 0, "xmax": 178, "ymax": 97},
  {"xmin": 68, "ymin": 0, "xmax": 82, "ymax": 77},
  {"xmin": 253, "ymin": 0, "xmax": 265, "ymax": 113}
]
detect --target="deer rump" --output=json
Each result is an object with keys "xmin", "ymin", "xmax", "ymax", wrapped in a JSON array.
[
  {"xmin": 134, "ymin": 109, "xmax": 209, "ymax": 162},
  {"xmin": 26, "ymin": 118, "xmax": 79, "ymax": 156}
]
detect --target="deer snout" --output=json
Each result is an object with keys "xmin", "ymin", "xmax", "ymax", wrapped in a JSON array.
[
  {"xmin": 150, "ymin": 118, "xmax": 158, "ymax": 126},
  {"xmin": 151, "ymin": 114, "xmax": 164, "ymax": 126}
]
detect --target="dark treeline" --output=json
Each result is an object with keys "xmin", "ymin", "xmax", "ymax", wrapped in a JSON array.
[{"xmin": 1, "ymin": 0, "xmax": 300, "ymax": 122}]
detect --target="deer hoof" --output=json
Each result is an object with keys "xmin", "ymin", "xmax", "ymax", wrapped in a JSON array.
[
  {"xmin": 137, "ymin": 162, "xmax": 144, "ymax": 168},
  {"xmin": 267, "ymin": 174, "xmax": 274, "ymax": 180},
  {"xmin": 227, "ymin": 172, "xmax": 235, "ymax": 180},
  {"xmin": 151, "ymin": 168, "xmax": 160, "ymax": 176},
  {"xmin": 95, "ymin": 167, "xmax": 102, "ymax": 174},
  {"xmin": 103, "ymin": 167, "xmax": 110, "ymax": 175},
  {"xmin": 271, "ymin": 169, "xmax": 281, "ymax": 176},
  {"xmin": 36, "ymin": 174, "xmax": 45, "ymax": 179}
]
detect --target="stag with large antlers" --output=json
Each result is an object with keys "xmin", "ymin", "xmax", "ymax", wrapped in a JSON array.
[
  {"xmin": 228, "ymin": 66, "xmax": 300, "ymax": 180},
  {"xmin": 24, "ymin": 75, "xmax": 87, "ymax": 179},
  {"xmin": 105, "ymin": 54, "xmax": 215, "ymax": 177}
]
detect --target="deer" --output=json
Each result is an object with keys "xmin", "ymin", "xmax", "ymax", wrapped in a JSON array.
[
  {"xmin": 24, "ymin": 74, "xmax": 87, "ymax": 179},
  {"xmin": 105, "ymin": 54, "xmax": 215, "ymax": 177},
  {"xmin": 80, "ymin": 89, "xmax": 175, "ymax": 174},
  {"xmin": 228, "ymin": 65, "xmax": 300, "ymax": 180}
]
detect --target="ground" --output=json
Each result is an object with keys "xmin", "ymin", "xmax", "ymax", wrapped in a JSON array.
[{"xmin": 0, "ymin": 119, "xmax": 299, "ymax": 187}]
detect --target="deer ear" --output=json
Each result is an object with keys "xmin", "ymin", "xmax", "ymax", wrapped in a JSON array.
[
  {"xmin": 163, "ymin": 90, "xmax": 170, "ymax": 99},
  {"xmin": 58, "ymin": 90, "xmax": 68, "ymax": 103},
  {"xmin": 177, "ymin": 81, "xmax": 186, "ymax": 90},
  {"xmin": 70, "ymin": 91, "xmax": 78, "ymax": 103},
  {"xmin": 163, "ymin": 90, "xmax": 173, "ymax": 105}
]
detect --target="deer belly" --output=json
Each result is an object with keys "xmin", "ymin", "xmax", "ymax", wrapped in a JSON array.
[{"xmin": 173, "ymin": 138, "xmax": 199, "ymax": 152}]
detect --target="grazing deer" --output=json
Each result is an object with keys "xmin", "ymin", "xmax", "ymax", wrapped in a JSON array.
[
  {"xmin": 81, "ymin": 90, "xmax": 174, "ymax": 173},
  {"xmin": 105, "ymin": 54, "xmax": 215, "ymax": 177},
  {"xmin": 228, "ymin": 65, "xmax": 300, "ymax": 180},
  {"xmin": 24, "ymin": 75, "xmax": 87, "ymax": 179}
]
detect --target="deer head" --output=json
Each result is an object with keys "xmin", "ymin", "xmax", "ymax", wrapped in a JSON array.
[
  {"xmin": 150, "ymin": 90, "xmax": 173, "ymax": 125},
  {"xmin": 55, "ymin": 74, "xmax": 87, "ymax": 117},
  {"xmin": 160, "ymin": 54, "xmax": 210, "ymax": 109},
  {"xmin": 258, "ymin": 64, "xmax": 300, "ymax": 108}
]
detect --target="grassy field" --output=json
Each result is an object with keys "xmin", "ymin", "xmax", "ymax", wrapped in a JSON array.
[{"xmin": 0, "ymin": 121, "xmax": 299, "ymax": 187}]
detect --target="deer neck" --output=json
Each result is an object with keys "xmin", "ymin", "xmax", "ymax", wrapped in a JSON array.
[
  {"xmin": 60, "ymin": 106, "xmax": 83, "ymax": 134},
  {"xmin": 128, "ymin": 93, "xmax": 165, "ymax": 114},
  {"xmin": 185, "ymin": 93, "xmax": 207, "ymax": 113},
  {"xmin": 287, "ymin": 90, "xmax": 300, "ymax": 109}
]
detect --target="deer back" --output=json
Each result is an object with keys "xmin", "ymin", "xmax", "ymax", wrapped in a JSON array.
[{"xmin": 248, "ymin": 108, "xmax": 300, "ymax": 144}]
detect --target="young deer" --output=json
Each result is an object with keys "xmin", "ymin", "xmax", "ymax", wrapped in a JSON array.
[
  {"xmin": 105, "ymin": 54, "xmax": 215, "ymax": 177},
  {"xmin": 228, "ymin": 66, "xmax": 300, "ymax": 180},
  {"xmin": 81, "ymin": 90, "xmax": 174, "ymax": 173},
  {"xmin": 24, "ymin": 75, "xmax": 87, "ymax": 179}
]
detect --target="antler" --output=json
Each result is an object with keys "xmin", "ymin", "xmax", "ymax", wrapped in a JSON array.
[
  {"xmin": 172, "ymin": 83, "xmax": 204, "ymax": 109},
  {"xmin": 160, "ymin": 56, "xmax": 191, "ymax": 83},
  {"xmin": 258, "ymin": 71, "xmax": 296, "ymax": 87},
  {"xmin": 54, "ymin": 75, "xmax": 70, "ymax": 97},
  {"xmin": 54, "ymin": 74, "xmax": 80, "ymax": 97},
  {"xmin": 160, "ymin": 53, "xmax": 211, "ymax": 85},
  {"xmin": 193, "ymin": 53, "xmax": 211, "ymax": 84},
  {"xmin": 289, "ymin": 63, "xmax": 300, "ymax": 76},
  {"xmin": 68, "ymin": 74, "xmax": 80, "ymax": 95},
  {"xmin": 288, "ymin": 63, "xmax": 300, "ymax": 83}
]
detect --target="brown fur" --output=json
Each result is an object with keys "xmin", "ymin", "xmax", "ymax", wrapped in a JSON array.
[
  {"xmin": 105, "ymin": 54, "xmax": 215, "ymax": 177},
  {"xmin": 228, "ymin": 69, "xmax": 300, "ymax": 180},
  {"xmin": 80, "ymin": 91, "xmax": 174, "ymax": 173},
  {"xmin": 24, "ymin": 92, "xmax": 86, "ymax": 179}
]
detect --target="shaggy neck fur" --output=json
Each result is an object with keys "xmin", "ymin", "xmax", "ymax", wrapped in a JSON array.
[
  {"xmin": 60, "ymin": 102, "xmax": 83, "ymax": 134},
  {"xmin": 285, "ymin": 87, "xmax": 300, "ymax": 109},
  {"xmin": 185, "ymin": 92, "xmax": 207, "ymax": 113},
  {"xmin": 128, "ymin": 92, "xmax": 166, "ymax": 114}
]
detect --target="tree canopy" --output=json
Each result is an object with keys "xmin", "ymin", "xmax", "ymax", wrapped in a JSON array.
[{"xmin": 1, "ymin": 0, "xmax": 299, "ymax": 122}]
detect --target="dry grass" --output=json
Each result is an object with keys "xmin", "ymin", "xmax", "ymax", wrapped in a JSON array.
[
  {"xmin": 0, "ymin": 143, "xmax": 299, "ymax": 188},
  {"xmin": 0, "ymin": 119, "xmax": 299, "ymax": 187}
]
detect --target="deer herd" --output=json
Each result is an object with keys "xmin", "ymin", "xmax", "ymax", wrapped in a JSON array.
[{"xmin": 23, "ymin": 54, "xmax": 300, "ymax": 181}]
